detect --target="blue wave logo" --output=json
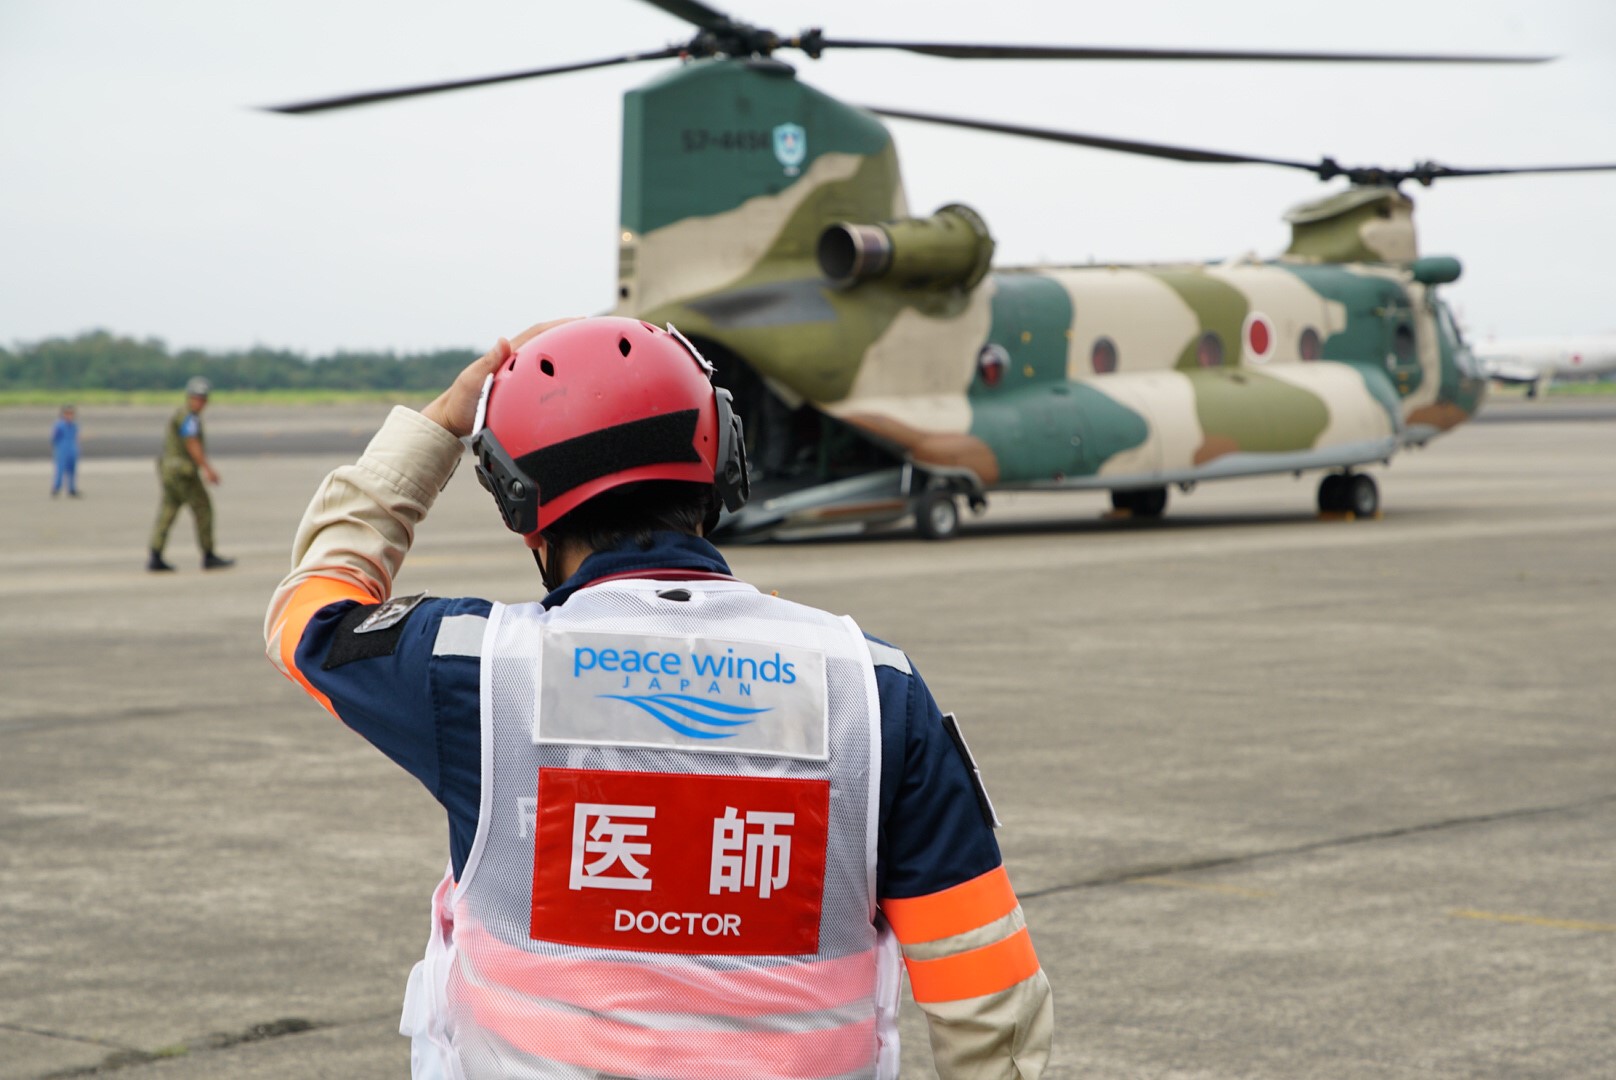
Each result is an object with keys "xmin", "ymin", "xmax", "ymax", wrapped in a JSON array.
[{"xmin": 598, "ymin": 694, "xmax": 771, "ymax": 740}]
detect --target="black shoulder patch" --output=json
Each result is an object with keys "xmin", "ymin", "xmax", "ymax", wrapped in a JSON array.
[
  {"xmin": 941, "ymin": 712, "xmax": 1002, "ymax": 829},
  {"xmin": 322, "ymin": 603, "xmax": 412, "ymax": 670}
]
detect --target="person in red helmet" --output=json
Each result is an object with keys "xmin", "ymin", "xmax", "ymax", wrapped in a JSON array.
[{"xmin": 265, "ymin": 317, "xmax": 1051, "ymax": 1080}]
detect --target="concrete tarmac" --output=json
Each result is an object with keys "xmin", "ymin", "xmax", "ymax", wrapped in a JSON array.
[
  {"xmin": 2, "ymin": 394, "xmax": 1611, "ymax": 461},
  {"xmin": 3, "ymin": 406, "xmax": 1614, "ymax": 1078}
]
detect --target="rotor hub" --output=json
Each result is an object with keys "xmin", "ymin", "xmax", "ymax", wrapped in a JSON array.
[{"xmin": 680, "ymin": 24, "xmax": 824, "ymax": 60}]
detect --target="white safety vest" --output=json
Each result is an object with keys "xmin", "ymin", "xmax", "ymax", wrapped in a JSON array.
[{"xmin": 401, "ymin": 577, "xmax": 902, "ymax": 1079}]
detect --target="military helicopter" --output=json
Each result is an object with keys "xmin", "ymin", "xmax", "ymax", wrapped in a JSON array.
[{"xmin": 269, "ymin": 0, "xmax": 1616, "ymax": 540}]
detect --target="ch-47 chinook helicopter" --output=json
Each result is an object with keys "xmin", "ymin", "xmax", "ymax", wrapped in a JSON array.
[{"xmin": 270, "ymin": 1, "xmax": 1616, "ymax": 540}]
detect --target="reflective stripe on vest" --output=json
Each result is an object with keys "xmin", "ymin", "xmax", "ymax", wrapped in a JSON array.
[
  {"xmin": 417, "ymin": 578, "xmax": 895, "ymax": 1079},
  {"xmin": 449, "ymin": 962, "xmax": 878, "ymax": 1079},
  {"xmin": 456, "ymin": 918, "xmax": 878, "ymax": 1017}
]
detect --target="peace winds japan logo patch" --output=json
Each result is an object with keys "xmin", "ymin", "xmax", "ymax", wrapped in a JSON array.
[
  {"xmin": 537, "ymin": 629, "xmax": 829, "ymax": 760},
  {"xmin": 531, "ymin": 769, "xmax": 830, "ymax": 956}
]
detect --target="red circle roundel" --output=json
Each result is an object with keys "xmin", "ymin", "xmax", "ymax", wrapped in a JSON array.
[{"xmin": 1245, "ymin": 313, "xmax": 1274, "ymax": 362}]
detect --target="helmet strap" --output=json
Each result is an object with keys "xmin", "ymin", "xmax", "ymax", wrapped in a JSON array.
[
  {"xmin": 532, "ymin": 544, "xmax": 565, "ymax": 594},
  {"xmin": 701, "ymin": 489, "xmax": 722, "ymax": 535}
]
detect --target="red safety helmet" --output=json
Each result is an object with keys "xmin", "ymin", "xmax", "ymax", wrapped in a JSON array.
[{"xmin": 470, "ymin": 317, "xmax": 748, "ymax": 542}]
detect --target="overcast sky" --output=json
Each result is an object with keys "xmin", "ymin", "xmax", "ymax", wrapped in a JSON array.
[{"xmin": 4, "ymin": 0, "xmax": 1614, "ymax": 356}]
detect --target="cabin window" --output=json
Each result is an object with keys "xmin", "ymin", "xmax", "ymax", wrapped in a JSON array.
[
  {"xmin": 1299, "ymin": 327, "xmax": 1323, "ymax": 361},
  {"xmin": 1091, "ymin": 337, "xmax": 1118, "ymax": 374},
  {"xmin": 977, "ymin": 343, "xmax": 1009, "ymax": 387},
  {"xmin": 1196, "ymin": 332, "xmax": 1224, "ymax": 368}
]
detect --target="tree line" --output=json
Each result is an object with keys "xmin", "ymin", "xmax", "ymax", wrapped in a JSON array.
[{"xmin": 0, "ymin": 330, "xmax": 477, "ymax": 392}]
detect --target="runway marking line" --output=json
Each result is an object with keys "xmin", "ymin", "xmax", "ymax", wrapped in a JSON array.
[
  {"xmin": 1129, "ymin": 876, "xmax": 1272, "ymax": 899},
  {"xmin": 1448, "ymin": 908, "xmax": 1616, "ymax": 933}
]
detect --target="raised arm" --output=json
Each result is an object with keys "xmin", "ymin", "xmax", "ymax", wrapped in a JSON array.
[{"xmin": 264, "ymin": 323, "xmax": 569, "ymax": 707}]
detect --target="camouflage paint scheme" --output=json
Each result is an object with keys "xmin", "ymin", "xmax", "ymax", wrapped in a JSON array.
[{"xmin": 611, "ymin": 59, "xmax": 1486, "ymax": 517}]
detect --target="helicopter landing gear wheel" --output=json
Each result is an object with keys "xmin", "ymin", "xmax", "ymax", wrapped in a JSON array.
[
  {"xmin": 1317, "ymin": 473, "xmax": 1346, "ymax": 513},
  {"xmin": 1318, "ymin": 472, "xmax": 1378, "ymax": 516},
  {"xmin": 915, "ymin": 490, "xmax": 960, "ymax": 540},
  {"xmin": 1346, "ymin": 473, "xmax": 1379, "ymax": 517},
  {"xmin": 1131, "ymin": 486, "xmax": 1168, "ymax": 518},
  {"xmin": 1111, "ymin": 487, "xmax": 1168, "ymax": 518}
]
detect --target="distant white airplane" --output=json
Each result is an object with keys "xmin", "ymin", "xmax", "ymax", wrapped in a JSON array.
[{"xmin": 1471, "ymin": 335, "xmax": 1616, "ymax": 397}]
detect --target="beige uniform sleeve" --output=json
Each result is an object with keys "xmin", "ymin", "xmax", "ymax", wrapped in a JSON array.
[
  {"xmin": 882, "ymin": 867, "xmax": 1054, "ymax": 1078},
  {"xmin": 264, "ymin": 406, "xmax": 465, "ymax": 681},
  {"xmin": 907, "ymin": 911, "xmax": 1054, "ymax": 1078}
]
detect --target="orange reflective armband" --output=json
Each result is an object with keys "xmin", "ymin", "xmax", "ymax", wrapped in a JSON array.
[
  {"xmin": 902, "ymin": 926, "xmax": 1040, "ymax": 1004},
  {"xmin": 272, "ymin": 576, "xmax": 375, "ymax": 715},
  {"xmin": 881, "ymin": 865, "xmax": 1019, "ymax": 945}
]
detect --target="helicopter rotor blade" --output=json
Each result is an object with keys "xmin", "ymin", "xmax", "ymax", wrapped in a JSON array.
[
  {"xmin": 825, "ymin": 40, "xmax": 1551, "ymax": 64},
  {"xmin": 1406, "ymin": 162, "xmax": 1616, "ymax": 182},
  {"xmin": 871, "ymin": 108, "xmax": 1616, "ymax": 189},
  {"xmin": 867, "ymin": 107, "xmax": 1322, "ymax": 172},
  {"xmin": 637, "ymin": 0, "xmax": 742, "ymax": 36},
  {"xmin": 263, "ymin": 45, "xmax": 685, "ymax": 115}
]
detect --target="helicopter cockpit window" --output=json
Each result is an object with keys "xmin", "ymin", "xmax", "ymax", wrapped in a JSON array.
[
  {"xmin": 1091, "ymin": 337, "xmax": 1118, "ymax": 374},
  {"xmin": 1436, "ymin": 305, "xmax": 1482, "ymax": 377},
  {"xmin": 1437, "ymin": 303, "xmax": 1467, "ymax": 346},
  {"xmin": 1392, "ymin": 324, "xmax": 1416, "ymax": 366},
  {"xmin": 1299, "ymin": 327, "xmax": 1323, "ymax": 361},
  {"xmin": 1196, "ymin": 332, "xmax": 1224, "ymax": 368}
]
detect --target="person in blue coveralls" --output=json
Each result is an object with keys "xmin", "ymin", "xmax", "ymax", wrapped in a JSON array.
[
  {"xmin": 265, "ymin": 317, "xmax": 1052, "ymax": 1080},
  {"xmin": 51, "ymin": 404, "xmax": 80, "ymax": 497}
]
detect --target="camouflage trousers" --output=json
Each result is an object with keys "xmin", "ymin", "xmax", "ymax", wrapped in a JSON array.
[{"xmin": 149, "ymin": 462, "xmax": 214, "ymax": 554}]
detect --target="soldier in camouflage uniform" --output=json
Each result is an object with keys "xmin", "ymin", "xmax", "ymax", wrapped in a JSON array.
[{"xmin": 148, "ymin": 376, "xmax": 234, "ymax": 572}]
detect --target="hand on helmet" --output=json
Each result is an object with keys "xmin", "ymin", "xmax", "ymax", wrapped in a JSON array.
[{"xmin": 422, "ymin": 318, "xmax": 579, "ymax": 437}]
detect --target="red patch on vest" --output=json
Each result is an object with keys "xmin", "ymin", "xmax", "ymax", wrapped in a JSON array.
[{"xmin": 531, "ymin": 768, "xmax": 830, "ymax": 956}]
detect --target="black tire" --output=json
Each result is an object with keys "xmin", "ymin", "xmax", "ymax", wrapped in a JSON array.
[
  {"xmin": 1129, "ymin": 487, "xmax": 1168, "ymax": 518},
  {"xmin": 1347, "ymin": 473, "xmax": 1379, "ymax": 517},
  {"xmin": 1317, "ymin": 473, "xmax": 1346, "ymax": 513},
  {"xmin": 915, "ymin": 491, "xmax": 960, "ymax": 540}
]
